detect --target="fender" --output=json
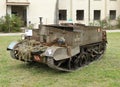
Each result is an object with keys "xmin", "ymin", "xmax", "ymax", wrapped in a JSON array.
[
  {"xmin": 7, "ymin": 41, "xmax": 18, "ymax": 50},
  {"xmin": 44, "ymin": 46, "xmax": 80, "ymax": 61}
]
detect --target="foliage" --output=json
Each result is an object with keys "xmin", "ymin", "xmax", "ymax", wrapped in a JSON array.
[
  {"xmin": 28, "ymin": 23, "xmax": 35, "ymax": 29},
  {"xmin": 116, "ymin": 16, "xmax": 120, "ymax": 28},
  {"xmin": 89, "ymin": 18, "xmax": 112, "ymax": 29},
  {"xmin": 0, "ymin": 14, "xmax": 23, "ymax": 33}
]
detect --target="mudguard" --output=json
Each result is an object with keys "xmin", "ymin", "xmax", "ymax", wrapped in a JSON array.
[
  {"xmin": 7, "ymin": 41, "xmax": 18, "ymax": 50},
  {"xmin": 44, "ymin": 46, "xmax": 79, "ymax": 61}
]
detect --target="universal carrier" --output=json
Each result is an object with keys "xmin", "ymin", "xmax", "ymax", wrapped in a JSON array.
[{"xmin": 7, "ymin": 23, "xmax": 107, "ymax": 71}]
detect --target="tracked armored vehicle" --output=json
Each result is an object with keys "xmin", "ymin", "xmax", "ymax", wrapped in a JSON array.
[{"xmin": 7, "ymin": 23, "xmax": 107, "ymax": 71}]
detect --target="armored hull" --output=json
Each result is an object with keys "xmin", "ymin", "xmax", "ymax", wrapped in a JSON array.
[{"xmin": 7, "ymin": 23, "xmax": 107, "ymax": 71}]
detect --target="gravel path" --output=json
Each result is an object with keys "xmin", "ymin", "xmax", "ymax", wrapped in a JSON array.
[
  {"xmin": 106, "ymin": 30, "xmax": 120, "ymax": 33},
  {"xmin": 0, "ymin": 33, "xmax": 24, "ymax": 36}
]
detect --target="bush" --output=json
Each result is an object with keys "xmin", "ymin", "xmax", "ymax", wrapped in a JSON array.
[
  {"xmin": 116, "ymin": 16, "xmax": 120, "ymax": 29},
  {"xmin": 89, "ymin": 18, "xmax": 112, "ymax": 29},
  {"xmin": 0, "ymin": 14, "xmax": 23, "ymax": 33},
  {"xmin": 89, "ymin": 19, "xmax": 109, "ymax": 28}
]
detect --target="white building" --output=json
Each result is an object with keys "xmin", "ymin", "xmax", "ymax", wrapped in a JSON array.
[
  {"xmin": 59, "ymin": 0, "xmax": 120, "ymax": 25},
  {"xmin": 0, "ymin": 0, "xmax": 120, "ymax": 28}
]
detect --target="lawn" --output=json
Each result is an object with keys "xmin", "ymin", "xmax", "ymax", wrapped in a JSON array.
[{"xmin": 0, "ymin": 32, "xmax": 120, "ymax": 87}]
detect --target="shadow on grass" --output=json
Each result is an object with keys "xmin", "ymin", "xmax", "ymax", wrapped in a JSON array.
[{"xmin": 11, "ymin": 61, "xmax": 70, "ymax": 75}]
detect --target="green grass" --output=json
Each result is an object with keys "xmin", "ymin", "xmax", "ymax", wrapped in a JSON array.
[{"xmin": 0, "ymin": 33, "xmax": 120, "ymax": 87}]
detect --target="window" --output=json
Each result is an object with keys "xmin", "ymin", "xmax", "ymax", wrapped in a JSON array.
[
  {"xmin": 110, "ymin": 10, "xmax": 116, "ymax": 20},
  {"xmin": 94, "ymin": 10, "xmax": 101, "ymax": 20},
  {"xmin": 59, "ymin": 10, "xmax": 67, "ymax": 20},
  {"xmin": 76, "ymin": 10, "xmax": 84, "ymax": 20}
]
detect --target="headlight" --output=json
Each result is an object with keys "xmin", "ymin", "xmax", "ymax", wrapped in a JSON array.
[
  {"xmin": 45, "ymin": 49, "xmax": 54, "ymax": 56},
  {"xmin": 21, "ymin": 34, "xmax": 25, "ymax": 40},
  {"xmin": 47, "ymin": 49, "xmax": 53, "ymax": 55}
]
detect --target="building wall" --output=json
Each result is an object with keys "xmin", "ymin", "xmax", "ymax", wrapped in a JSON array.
[
  {"xmin": 59, "ymin": 0, "xmax": 120, "ymax": 25},
  {"xmin": 27, "ymin": 0, "xmax": 57, "ymax": 28},
  {"xmin": 0, "ymin": 0, "xmax": 6, "ymax": 17},
  {"xmin": 72, "ymin": 0, "xmax": 89, "ymax": 24},
  {"xmin": 3, "ymin": 0, "xmax": 57, "ymax": 28},
  {"xmin": 90, "ymin": 0, "xmax": 106, "ymax": 20},
  {"xmin": 0, "ymin": 0, "xmax": 120, "ymax": 27},
  {"xmin": 107, "ymin": 0, "xmax": 120, "ymax": 17}
]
